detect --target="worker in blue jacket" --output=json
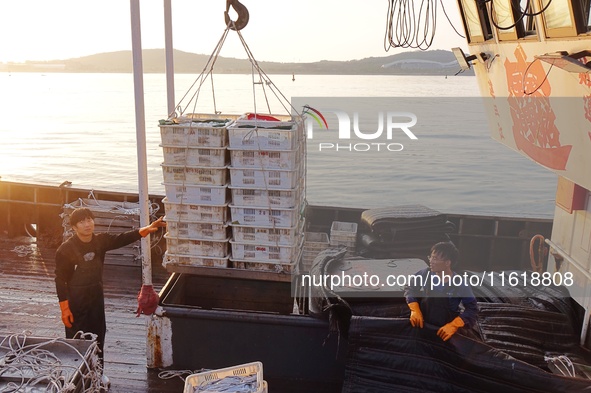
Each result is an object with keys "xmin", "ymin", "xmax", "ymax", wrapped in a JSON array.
[{"xmin": 404, "ymin": 241, "xmax": 478, "ymax": 341}]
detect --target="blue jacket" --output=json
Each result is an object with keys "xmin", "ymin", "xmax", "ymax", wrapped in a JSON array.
[{"xmin": 404, "ymin": 268, "xmax": 479, "ymax": 328}]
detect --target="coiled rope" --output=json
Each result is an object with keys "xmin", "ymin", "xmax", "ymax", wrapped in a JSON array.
[{"xmin": 0, "ymin": 331, "xmax": 102, "ymax": 393}]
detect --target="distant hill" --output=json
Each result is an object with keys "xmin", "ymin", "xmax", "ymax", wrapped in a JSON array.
[{"xmin": 0, "ymin": 49, "xmax": 473, "ymax": 76}]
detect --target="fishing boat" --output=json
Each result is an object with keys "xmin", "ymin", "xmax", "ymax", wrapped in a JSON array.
[
  {"xmin": 144, "ymin": 1, "xmax": 591, "ymax": 391},
  {"xmin": 3, "ymin": 0, "xmax": 591, "ymax": 392}
]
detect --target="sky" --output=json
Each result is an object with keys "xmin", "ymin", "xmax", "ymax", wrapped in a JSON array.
[{"xmin": 0, "ymin": 1, "xmax": 468, "ymax": 64}]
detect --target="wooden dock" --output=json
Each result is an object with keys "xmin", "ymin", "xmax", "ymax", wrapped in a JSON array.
[{"xmin": 0, "ymin": 235, "xmax": 185, "ymax": 393}]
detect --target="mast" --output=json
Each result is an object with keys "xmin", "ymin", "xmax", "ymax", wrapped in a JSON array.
[{"xmin": 130, "ymin": 0, "xmax": 153, "ymax": 286}]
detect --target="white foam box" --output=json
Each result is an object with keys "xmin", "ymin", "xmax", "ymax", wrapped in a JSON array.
[
  {"xmin": 163, "ymin": 251, "xmax": 229, "ymax": 269},
  {"xmin": 231, "ymin": 219, "xmax": 303, "ymax": 245},
  {"xmin": 163, "ymin": 183, "xmax": 228, "ymax": 205},
  {"xmin": 229, "ymin": 204, "xmax": 301, "ymax": 228},
  {"xmin": 161, "ymin": 165, "xmax": 228, "ymax": 186},
  {"xmin": 183, "ymin": 361, "xmax": 263, "ymax": 393},
  {"xmin": 161, "ymin": 145, "xmax": 228, "ymax": 167},
  {"xmin": 229, "ymin": 167, "xmax": 299, "ymax": 189},
  {"xmin": 165, "ymin": 234, "xmax": 229, "ymax": 257},
  {"xmin": 163, "ymin": 198, "xmax": 228, "ymax": 223},
  {"xmin": 229, "ymin": 186, "xmax": 302, "ymax": 208},
  {"xmin": 228, "ymin": 147, "xmax": 301, "ymax": 170},
  {"xmin": 227, "ymin": 117, "xmax": 304, "ymax": 150},
  {"xmin": 164, "ymin": 218, "xmax": 230, "ymax": 240}
]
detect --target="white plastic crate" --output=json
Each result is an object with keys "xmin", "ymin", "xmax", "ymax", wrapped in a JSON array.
[
  {"xmin": 183, "ymin": 361, "xmax": 263, "ymax": 393},
  {"xmin": 231, "ymin": 219, "xmax": 303, "ymax": 245},
  {"xmin": 159, "ymin": 115, "xmax": 236, "ymax": 148},
  {"xmin": 229, "ymin": 186, "xmax": 302, "ymax": 208},
  {"xmin": 163, "ymin": 251, "xmax": 229, "ymax": 269},
  {"xmin": 302, "ymin": 232, "xmax": 330, "ymax": 272},
  {"xmin": 330, "ymin": 221, "xmax": 358, "ymax": 236},
  {"xmin": 229, "ymin": 167, "xmax": 299, "ymax": 189},
  {"xmin": 330, "ymin": 221, "xmax": 357, "ymax": 253},
  {"xmin": 163, "ymin": 198, "xmax": 228, "ymax": 223},
  {"xmin": 163, "ymin": 183, "xmax": 228, "ymax": 205},
  {"xmin": 304, "ymin": 232, "xmax": 330, "ymax": 248},
  {"xmin": 161, "ymin": 145, "xmax": 228, "ymax": 167},
  {"xmin": 229, "ymin": 204, "xmax": 301, "ymax": 228},
  {"xmin": 228, "ymin": 147, "xmax": 301, "ymax": 170},
  {"xmin": 230, "ymin": 239, "xmax": 301, "ymax": 263},
  {"xmin": 232, "ymin": 247, "xmax": 302, "ymax": 274},
  {"xmin": 232, "ymin": 260, "xmax": 298, "ymax": 274},
  {"xmin": 227, "ymin": 118, "xmax": 304, "ymax": 150},
  {"xmin": 165, "ymin": 234, "xmax": 229, "ymax": 257},
  {"xmin": 162, "ymin": 165, "xmax": 228, "ymax": 186},
  {"xmin": 164, "ymin": 218, "xmax": 229, "ymax": 240}
]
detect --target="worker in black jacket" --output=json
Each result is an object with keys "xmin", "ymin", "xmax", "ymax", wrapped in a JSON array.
[{"xmin": 54, "ymin": 207, "xmax": 165, "ymax": 384}]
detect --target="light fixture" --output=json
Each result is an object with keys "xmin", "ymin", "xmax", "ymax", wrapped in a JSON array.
[
  {"xmin": 452, "ymin": 47, "xmax": 488, "ymax": 70},
  {"xmin": 535, "ymin": 51, "xmax": 591, "ymax": 74}
]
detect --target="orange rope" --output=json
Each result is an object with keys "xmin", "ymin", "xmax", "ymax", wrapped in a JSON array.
[{"xmin": 529, "ymin": 234, "xmax": 547, "ymax": 273}]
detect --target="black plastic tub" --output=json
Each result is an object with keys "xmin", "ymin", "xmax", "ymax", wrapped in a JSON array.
[{"xmin": 160, "ymin": 273, "xmax": 345, "ymax": 392}]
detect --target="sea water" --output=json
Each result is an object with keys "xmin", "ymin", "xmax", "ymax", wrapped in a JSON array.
[{"xmin": 0, "ymin": 72, "xmax": 556, "ymax": 218}]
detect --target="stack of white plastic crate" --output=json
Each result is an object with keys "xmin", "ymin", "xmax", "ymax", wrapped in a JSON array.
[
  {"xmin": 330, "ymin": 221, "xmax": 358, "ymax": 256},
  {"xmin": 227, "ymin": 115, "xmax": 306, "ymax": 274},
  {"xmin": 159, "ymin": 115, "xmax": 235, "ymax": 269}
]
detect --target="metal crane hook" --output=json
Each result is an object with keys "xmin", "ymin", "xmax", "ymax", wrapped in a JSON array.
[{"xmin": 225, "ymin": 0, "xmax": 249, "ymax": 31}]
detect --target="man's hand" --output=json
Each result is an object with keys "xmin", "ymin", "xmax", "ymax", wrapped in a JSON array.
[
  {"xmin": 408, "ymin": 302, "xmax": 424, "ymax": 328},
  {"xmin": 437, "ymin": 316, "xmax": 465, "ymax": 341},
  {"xmin": 59, "ymin": 300, "xmax": 74, "ymax": 328},
  {"xmin": 139, "ymin": 216, "xmax": 166, "ymax": 237}
]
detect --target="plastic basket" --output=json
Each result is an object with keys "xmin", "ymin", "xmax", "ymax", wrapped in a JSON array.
[
  {"xmin": 227, "ymin": 118, "xmax": 304, "ymax": 150},
  {"xmin": 183, "ymin": 361, "xmax": 263, "ymax": 393},
  {"xmin": 165, "ymin": 234, "xmax": 229, "ymax": 257},
  {"xmin": 232, "ymin": 247, "xmax": 302, "ymax": 274},
  {"xmin": 161, "ymin": 145, "xmax": 228, "ymax": 167},
  {"xmin": 229, "ymin": 186, "xmax": 302, "ymax": 208},
  {"xmin": 229, "ymin": 204, "xmax": 302, "ymax": 228},
  {"xmin": 163, "ymin": 198, "xmax": 228, "ymax": 223},
  {"xmin": 228, "ymin": 147, "xmax": 301, "ymax": 170},
  {"xmin": 164, "ymin": 218, "xmax": 230, "ymax": 240},
  {"xmin": 159, "ymin": 115, "xmax": 237, "ymax": 148},
  {"xmin": 230, "ymin": 237, "xmax": 302, "ymax": 263},
  {"xmin": 162, "ymin": 165, "xmax": 228, "ymax": 186},
  {"xmin": 229, "ymin": 166, "xmax": 299, "ymax": 190},
  {"xmin": 231, "ymin": 219, "xmax": 304, "ymax": 245},
  {"xmin": 163, "ymin": 183, "xmax": 228, "ymax": 205},
  {"xmin": 163, "ymin": 251, "xmax": 229, "ymax": 269},
  {"xmin": 302, "ymin": 232, "xmax": 330, "ymax": 272}
]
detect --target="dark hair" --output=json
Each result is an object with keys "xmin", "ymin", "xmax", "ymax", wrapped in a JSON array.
[
  {"xmin": 69, "ymin": 207, "xmax": 95, "ymax": 226},
  {"xmin": 430, "ymin": 241, "xmax": 459, "ymax": 266}
]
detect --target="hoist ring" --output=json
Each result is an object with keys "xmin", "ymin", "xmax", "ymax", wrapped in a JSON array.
[{"xmin": 225, "ymin": 0, "xmax": 249, "ymax": 31}]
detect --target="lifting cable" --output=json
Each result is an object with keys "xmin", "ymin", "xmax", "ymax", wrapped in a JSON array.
[{"xmin": 384, "ymin": 0, "xmax": 465, "ymax": 51}]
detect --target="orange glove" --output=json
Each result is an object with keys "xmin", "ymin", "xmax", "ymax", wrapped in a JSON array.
[
  {"xmin": 59, "ymin": 300, "xmax": 74, "ymax": 328},
  {"xmin": 408, "ymin": 302, "xmax": 424, "ymax": 328},
  {"xmin": 437, "ymin": 316, "xmax": 465, "ymax": 341}
]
